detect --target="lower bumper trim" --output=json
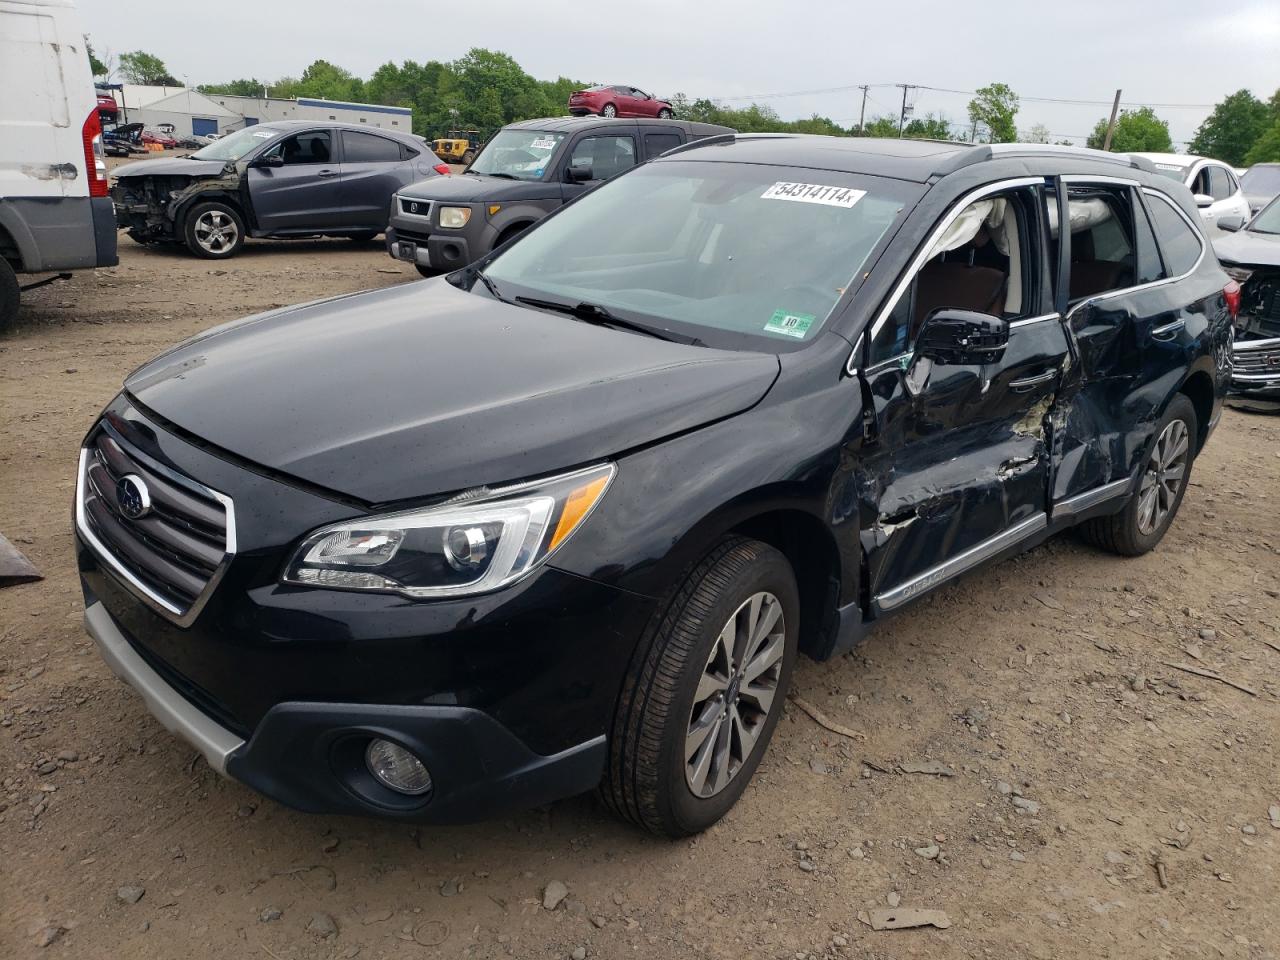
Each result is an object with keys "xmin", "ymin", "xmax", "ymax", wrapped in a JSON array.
[{"xmin": 85, "ymin": 601, "xmax": 243, "ymax": 773}]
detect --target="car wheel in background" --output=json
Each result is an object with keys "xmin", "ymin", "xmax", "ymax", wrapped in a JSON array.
[
  {"xmin": 658, "ymin": 108, "xmax": 673, "ymax": 119},
  {"xmin": 600, "ymin": 537, "xmax": 799, "ymax": 836},
  {"xmin": 0, "ymin": 258, "xmax": 19, "ymax": 332},
  {"xmin": 1079, "ymin": 393, "xmax": 1198, "ymax": 556},
  {"xmin": 462, "ymin": 149, "xmax": 476, "ymax": 164},
  {"xmin": 601, "ymin": 104, "xmax": 617, "ymax": 118},
  {"xmin": 182, "ymin": 201, "xmax": 245, "ymax": 259},
  {"xmin": 343, "ymin": 231, "xmax": 379, "ymax": 243}
]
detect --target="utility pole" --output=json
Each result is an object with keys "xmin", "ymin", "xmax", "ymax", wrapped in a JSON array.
[
  {"xmin": 897, "ymin": 84, "xmax": 912, "ymax": 137},
  {"xmin": 857, "ymin": 85, "xmax": 869, "ymax": 135},
  {"xmin": 1101, "ymin": 88, "xmax": 1122, "ymax": 151}
]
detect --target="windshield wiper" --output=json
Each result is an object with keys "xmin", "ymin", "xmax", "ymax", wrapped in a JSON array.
[
  {"xmin": 483, "ymin": 172, "xmax": 520, "ymax": 180},
  {"xmin": 514, "ymin": 296, "xmax": 701, "ymax": 345}
]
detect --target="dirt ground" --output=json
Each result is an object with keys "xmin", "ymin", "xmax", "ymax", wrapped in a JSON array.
[{"xmin": 2, "ymin": 222, "xmax": 1279, "ymax": 960}]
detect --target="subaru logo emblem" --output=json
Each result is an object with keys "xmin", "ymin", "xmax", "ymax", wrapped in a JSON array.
[{"xmin": 116, "ymin": 474, "xmax": 151, "ymax": 520}]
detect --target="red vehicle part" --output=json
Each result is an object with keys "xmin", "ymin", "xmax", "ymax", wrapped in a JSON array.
[{"xmin": 568, "ymin": 85, "xmax": 673, "ymax": 119}]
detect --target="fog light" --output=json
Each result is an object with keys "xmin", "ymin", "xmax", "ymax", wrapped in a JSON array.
[{"xmin": 365, "ymin": 739, "xmax": 432, "ymax": 796}]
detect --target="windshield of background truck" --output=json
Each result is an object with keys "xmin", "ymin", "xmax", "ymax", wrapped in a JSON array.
[{"xmin": 467, "ymin": 129, "xmax": 567, "ymax": 180}]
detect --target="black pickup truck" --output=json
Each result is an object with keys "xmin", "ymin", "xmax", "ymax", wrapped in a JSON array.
[{"xmin": 385, "ymin": 116, "xmax": 733, "ymax": 275}]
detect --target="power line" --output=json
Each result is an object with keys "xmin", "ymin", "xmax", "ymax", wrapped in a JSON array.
[{"xmin": 703, "ymin": 81, "xmax": 1214, "ymax": 110}]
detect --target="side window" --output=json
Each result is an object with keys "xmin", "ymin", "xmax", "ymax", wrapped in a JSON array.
[
  {"xmin": 644, "ymin": 133, "xmax": 682, "ymax": 157},
  {"xmin": 341, "ymin": 130, "xmax": 401, "ymax": 163},
  {"xmin": 1144, "ymin": 191, "xmax": 1203, "ymax": 277},
  {"xmin": 869, "ymin": 186, "xmax": 1040, "ymax": 364},
  {"xmin": 1190, "ymin": 168, "xmax": 1211, "ymax": 197},
  {"xmin": 569, "ymin": 135, "xmax": 636, "ymax": 181},
  {"xmin": 1063, "ymin": 185, "xmax": 1136, "ymax": 304},
  {"xmin": 400, "ymin": 143, "xmax": 419, "ymax": 160},
  {"xmin": 1206, "ymin": 166, "xmax": 1232, "ymax": 201},
  {"xmin": 276, "ymin": 131, "xmax": 331, "ymax": 165},
  {"xmin": 1132, "ymin": 192, "xmax": 1166, "ymax": 284}
]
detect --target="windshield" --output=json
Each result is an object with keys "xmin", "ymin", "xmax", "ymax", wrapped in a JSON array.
[
  {"xmin": 483, "ymin": 160, "xmax": 918, "ymax": 350},
  {"xmin": 189, "ymin": 126, "xmax": 282, "ymax": 162},
  {"xmin": 467, "ymin": 129, "xmax": 566, "ymax": 180},
  {"xmin": 1242, "ymin": 165, "xmax": 1280, "ymax": 196},
  {"xmin": 1249, "ymin": 196, "xmax": 1280, "ymax": 234}
]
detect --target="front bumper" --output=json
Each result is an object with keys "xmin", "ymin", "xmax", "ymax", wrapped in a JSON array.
[
  {"xmin": 385, "ymin": 224, "xmax": 475, "ymax": 273},
  {"xmin": 85, "ymin": 597, "xmax": 608, "ymax": 821}
]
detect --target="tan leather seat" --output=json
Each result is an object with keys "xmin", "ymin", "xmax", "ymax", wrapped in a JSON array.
[{"xmin": 913, "ymin": 261, "xmax": 1007, "ymax": 327}]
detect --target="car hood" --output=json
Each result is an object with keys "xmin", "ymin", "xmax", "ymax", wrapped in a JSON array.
[
  {"xmin": 112, "ymin": 157, "xmax": 229, "ymax": 180},
  {"xmin": 1215, "ymin": 228, "xmax": 1280, "ymax": 268},
  {"xmin": 124, "ymin": 280, "xmax": 779, "ymax": 503},
  {"xmin": 398, "ymin": 173, "xmax": 560, "ymax": 204}
]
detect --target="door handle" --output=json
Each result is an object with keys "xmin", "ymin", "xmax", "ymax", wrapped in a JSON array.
[
  {"xmin": 1009, "ymin": 369, "xmax": 1058, "ymax": 392},
  {"xmin": 1150, "ymin": 319, "xmax": 1185, "ymax": 340},
  {"xmin": 317, "ymin": 169, "xmax": 337, "ymax": 178}
]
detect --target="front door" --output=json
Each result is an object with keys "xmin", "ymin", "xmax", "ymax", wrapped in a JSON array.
[
  {"xmin": 247, "ymin": 129, "xmax": 343, "ymax": 233},
  {"xmin": 857, "ymin": 178, "xmax": 1070, "ymax": 613},
  {"xmin": 561, "ymin": 130, "xmax": 638, "ymax": 201}
]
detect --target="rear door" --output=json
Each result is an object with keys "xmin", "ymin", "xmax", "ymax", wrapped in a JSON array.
[
  {"xmin": 641, "ymin": 128, "xmax": 684, "ymax": 161},
  {"xmin": 247, "ymin": 129, "xmax": 343, "ymax": 233},
  {"xmin": 858, "ymin": 178, "xmax": 1070, "ymax": 613},
  {"xmin": 337, "ymin": 129, "xmax": 412, "ymax": 229}
]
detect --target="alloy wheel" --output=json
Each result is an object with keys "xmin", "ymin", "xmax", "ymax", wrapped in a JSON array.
[
  {"xmin": 193, "ymin": 210, "xmax": 238, "ymax": 254},
  {"xmin": 602, "ymin": 105, "xmax": 617, "ymax": 118},
  {"xmin": 684, "ymin": 591, "xmax": 785, "ymax": 798},
  {"xmin": 1136, "ymin": 418, "xmax": 1189, "ymax": 535}
]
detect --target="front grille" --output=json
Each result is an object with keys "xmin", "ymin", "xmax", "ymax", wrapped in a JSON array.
[
  {"xmin": 77, "ymin": 425, "xmax": 234, "ymax": 624},
  {"xmin": 1232, "ymin": 339, "xmax": 1280, "ymax": 377},
  {"xmin": 399, "ymin": 196, "xmax": 432, "ymax": 218}
]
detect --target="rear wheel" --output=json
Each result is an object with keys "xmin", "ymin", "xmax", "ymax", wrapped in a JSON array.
[
  {"xmin": 343, "ymin": 230, "xmax": 378, "ymax": 243},
  {"xmin": 0, "ymin": 258, "xmax": 19, "ymax": 333},
  {"xmin": 658, "ymin": 108, "xmax": 673, "ymax": 119},
  {"xmin": 600, "ymin": 537, "xmax": 798, "ymax": 836},
  {"xmin": 601, "ymin": 104, "xmax": 617, "ymax": 118},
  {"xmin": 182, "ymin": 201, "xmax": 244, "ymax": 259},
  {"xmin": 1079, "ymin": 394, "xmax": 1197, "ymax": 556}
]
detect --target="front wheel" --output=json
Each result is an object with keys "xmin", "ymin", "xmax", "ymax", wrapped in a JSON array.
[
  {"xmin": 601, "ymin": 104, "xmax": 617, "ymax": 118},
  {"xmin": 657, "ymin": 108, "xmax": 673, "ymax": 119},
  {"xmin": 1079, "ymin": 393, "xmax": 1197, "ymax": 556},
  {"xmin": 600, "ymin": 537, "xmax": 798, "ymax": 836},
  {"xmin": 182, "ymin": 201, "xmax": 244, "ymax": 259},
  {"xmin": 462, "ymin": 150, "xmax": 476, "ymax": 165}
]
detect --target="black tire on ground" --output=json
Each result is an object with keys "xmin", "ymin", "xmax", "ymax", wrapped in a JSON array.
[
  {"xmin": 0, "ymin": 258, "xmax": 20, "ymax": 333},
  {"xmin": 602, "ymin": 104, "xmax": 617, "ymax": 118},
  {"xmin": 1078, "ymin": 393, "xmax": 1198, "ymax": 556},
  {"xmin": 126, "ymin": 230, "xmax": 153, "ymax": 245},
  {"xmin": 414, "ymin": 264, "xmax": 438, "ymax": 279},
  {"xmin": 462, "ymin": 150, "xmax": 476, "ymax": 164},
  {"xmin": 344, "ymin": 231, "xmax": 378, "ymax": 243},
  {"xmin": 181, "ymin": 201, "xmax": 245, "ymax": 259},
  {"xmin": 658, "ymin": 108, "xmax": 673, "ymax": 119},
  {"xmin": 600, "ymin": 537, "xmax": 799, "ymax": 837}
]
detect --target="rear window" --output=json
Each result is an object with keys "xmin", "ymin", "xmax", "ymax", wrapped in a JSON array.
[
  {"xmin": 342, "ymin": 131, "xmax": 401, "ymax": 163},
  {"xmin": 1144, "ymin": 191, "xmax": 1203, "ymax": 277}
]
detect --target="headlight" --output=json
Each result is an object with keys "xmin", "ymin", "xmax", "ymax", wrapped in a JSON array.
[
  {"xmin": 438, "ymin": 206, "xmax": 472, "ymax": 228},
  {"xmin": 283, "ymin": 464, "xmax": 614, "ymax": 598},
  {"xmin": 1223, "ymin": 264, "xmax": 1253, "ymax": 285}
]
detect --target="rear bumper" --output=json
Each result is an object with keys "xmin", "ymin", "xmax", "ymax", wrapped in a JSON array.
[
  {"xmin": 1, "ymin": 195, "xmax": 117, "ymax": 271},
  {"xmin": 85, "ymin": 598, "xmax": 608, "ymax": 821}
]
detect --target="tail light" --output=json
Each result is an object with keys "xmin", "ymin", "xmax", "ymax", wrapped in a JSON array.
[
  {"xmin": 433, "ymin": 162, "xmax": 451, "ymax": 176},
  {"xmin": 1223, "ymin": 279, "xmax": 1241, "ymax": 320},
  {"xmin": 81, "ymin": 108, "xmax": 109, "ymax": 198}
]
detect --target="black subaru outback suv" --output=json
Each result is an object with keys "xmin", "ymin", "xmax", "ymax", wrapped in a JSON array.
[
  {"xmin": 384, "ymin": 116, "xmax": 733, "ymax": 275},
  {"xmin": 77, "ymin": 136, "xmax": 1233, "ymax": 836}
]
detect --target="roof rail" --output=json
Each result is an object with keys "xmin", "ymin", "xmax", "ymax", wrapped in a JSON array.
[
  {"xmin": 660, "ymin": 132, "xmax": 737, "ymax": 158},
  {"xmin": 935, "ymin": 142, "xmax": 1160, "ymax": 177}
]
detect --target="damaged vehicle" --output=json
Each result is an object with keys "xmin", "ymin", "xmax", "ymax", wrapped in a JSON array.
[
  {"xmin": 77, "ymin": 136, "xmax": 1232, "ymax": 838},
  {"xmin": 112, "ymin": 121, "xmax": 448, "ymax": 258},
  {"xmin": 1214, "ymin": 195, "xmax": 1280, "ymax": 411}
]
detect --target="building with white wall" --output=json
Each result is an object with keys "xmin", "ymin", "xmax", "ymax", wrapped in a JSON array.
[{"xmin": 207, "ymin": 94, "xmax": 412, "ymax": 133}]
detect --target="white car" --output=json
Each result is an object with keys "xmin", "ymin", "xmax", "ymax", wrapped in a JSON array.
[{"xmin": 1128, "ymin": 152, "xmax": 1251, "ymax": 225}]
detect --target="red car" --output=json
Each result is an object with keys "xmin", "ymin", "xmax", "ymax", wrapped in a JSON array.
[
  {"xmin": 568, "ymin": 85, "xmax": 673, "ymax": 119},
  {"xmin": 141, "ymin": 129, "xmax": 178, "ymax": 148}
]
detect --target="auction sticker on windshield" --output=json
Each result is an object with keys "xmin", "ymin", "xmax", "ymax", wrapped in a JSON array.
[
  {"xmin": 764, "ymin": 309, "xmax": 816, "ymax": 339},
  {"xmin": 761, "ymin": 182, "xmax": 866, "ymax": 208},
  {"xmin": 531, "ymin": 138, "xmax": 556, "ymax": 150}
]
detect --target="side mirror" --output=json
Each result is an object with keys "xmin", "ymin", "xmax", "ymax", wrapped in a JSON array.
[
  {"xmin": 567, "ymin": 159, "xmax": 594, "ymax": 182},
  {"xmin": 1216, "ymin": 215, "xmax": 1244, "ymax": 233},
  {"xmin": 253, "ymin": 153, "xmax": 284, "ymax": 168},
  {"xmin": 1193, "ymin": 193, "xmax": 1214, "ymax": 208},
  {"xmin": 916, "ymin": 309, "xmax": 1009, "ymax": 365}
]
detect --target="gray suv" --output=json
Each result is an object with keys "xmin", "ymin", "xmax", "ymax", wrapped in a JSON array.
[{"xmin": 385, "ymin": 116, "xmax": 733, "ymax": 276}]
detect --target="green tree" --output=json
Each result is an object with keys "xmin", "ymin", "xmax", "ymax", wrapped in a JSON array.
[
  {"xmin": 1189, "ymin": 90, "xmax": 1270, "ymax": 166},
  {"xmin": 199, "ymin": 78, "xmax": 268, "ymax": 97},
  {"xmin": 1085, "ymin": 106, "xmax": 1173, "ymax": 152},
  {"xmin": 118, "ymin": 50, "xmax": 177, "ymax": 85},
  {"xmin": 294, "ymin": 59, "xmax": 365, "ymax": 101},
  {"xmin": 1244, "ymin": 120, "xmax": 1280, "ymax": 165},
  {"xmin": 904, "ymin": 113, "xmax": 955, "ymax": 140},
  {"xmin": 967, "ymin": 82, "xmax": 1019, "ymax": 143},
  {"xmin": 856, "ymin": 116, "xmax": 901, "ymax": 138},
  {"xmin": 85, "ymin": 38, "xmax": 108, "ymax": 78}
]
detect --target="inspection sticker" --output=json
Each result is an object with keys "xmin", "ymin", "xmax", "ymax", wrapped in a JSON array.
[
  {"xmin": 761, "ymin": 182, "xmax": 865, "ymax": 208},
  {"xmin": 765, "ymin": 309, "xmax": 816, "ymax": 339},
  {"xmin": 531, "ymin": 137, "xmax": 557, "ymax": 150}
]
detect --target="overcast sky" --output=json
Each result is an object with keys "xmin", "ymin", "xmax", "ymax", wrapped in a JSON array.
[{"xmin": 80, "ymin": 0, "xmax": 1280, "ymax": 148}]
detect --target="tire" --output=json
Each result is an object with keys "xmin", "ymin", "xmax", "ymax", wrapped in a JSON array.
[
  {"xmin": 0, "ymin": 258, "xmax": 19, "ymax": 333},
  {"xmin": 601, "ymin": 104, "xmax": 617, "ymax": 118},
  {"xmin": 495, "ymin": 224, "xmax": 529, "ymax": 249},
  {"xmin": 182, "ymin": 201, "xmax": 245, "ymax": 259},
  {"xmin": 658, "ymin": 108, "xmax": 673, "ymax": 119},
  {"xmin": 414, "ymin": 264, "xmax": 437, "ymax": 279},
  {"xmin": 462, "ymin": 150, "xmax": 476, "ymax": 165},
  {"xmin": 600, "ymin": 537, "xmax": 799, "ymax": 836},
  {"xmin": 1079, "ymin": 393, "xmax": 1198, "ymax": 556},
  {"xmin": 344, "ymin": 231, "xmax": 378, "ymax": 243}
]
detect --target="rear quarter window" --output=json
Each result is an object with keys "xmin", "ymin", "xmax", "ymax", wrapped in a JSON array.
[{"xmin": 1144, "ymin": 192, "xmax": 1203, "ymax": 277}]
